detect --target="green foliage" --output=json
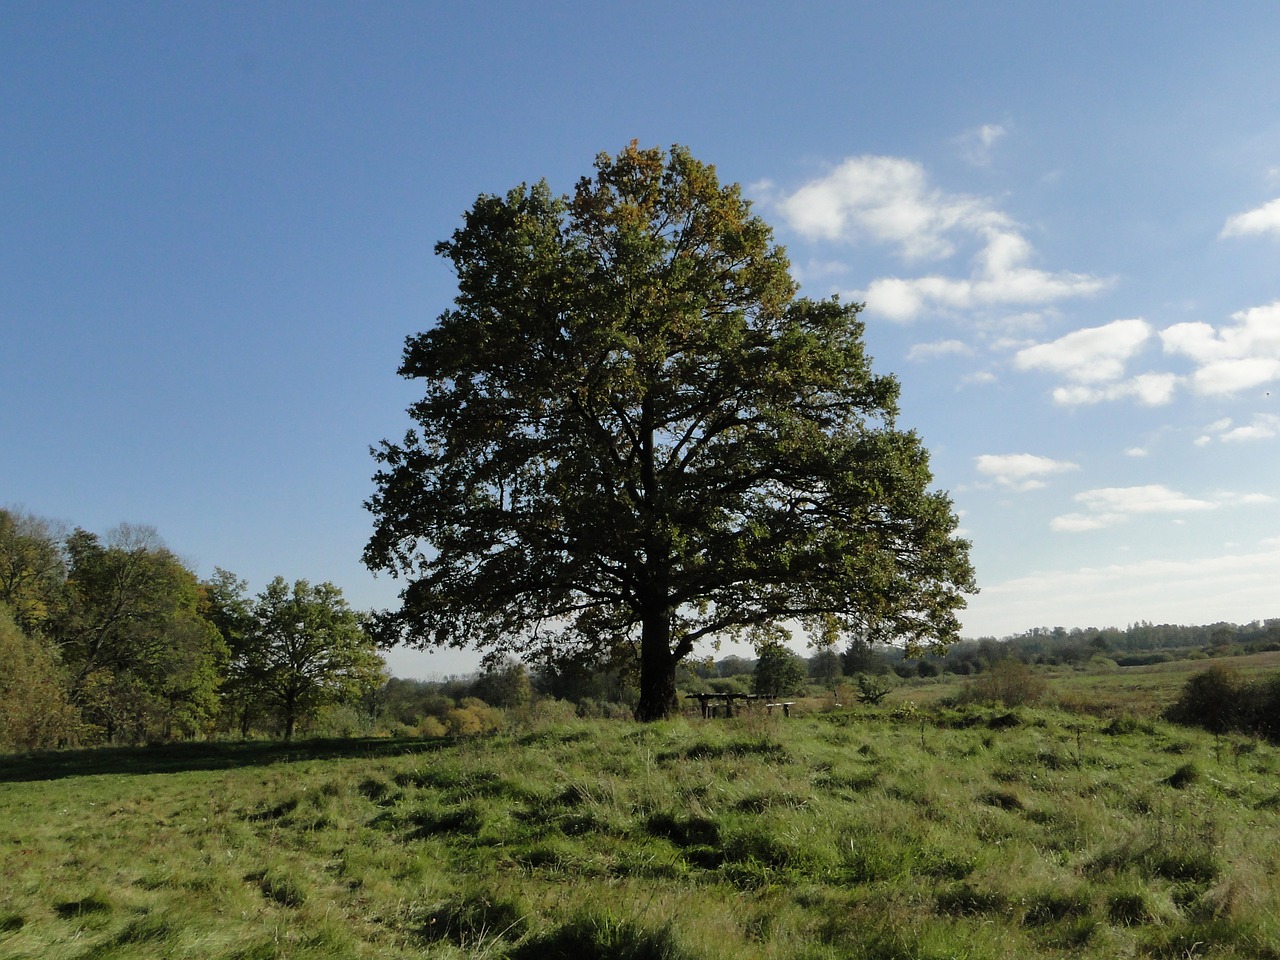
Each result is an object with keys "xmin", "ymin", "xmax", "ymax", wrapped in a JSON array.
[
  {"xmin": 753, "ymin": 642, "xmax": 807, "ymax": 697},
  {"xmin": 364, "ymin": 141, "xmax": 974, "ymax": 720},
  {"xmin": 0, "ymin": 602, "xmax": 79, "ymax": 751},
  {"xmin": 54, "ymin": 525, "xmax": 227, "ymax": 743},
  {"xmin": 855, "ymin": 673, "xmax": 893, "ymax": 705},
  {"xmin": 0, "ymin": 509, "xmax": 65, "ymax": 637},
  {"xmin": 245, "ymin": 577, "xmax": 384, "ymax": 739},
  {"xmin": 967, "ymin": 658, "xmax": 1049, "ymax": 707},
  {"xmin": 471, "ymin": 659, "xmax": 533, "ymax": 708},
  {"xmin": 842, "ymin": 637, "xmax": 892, "ymax": 676},
  {"xmin": 1165, "ymin": 664, "xmax": 1280, "ymax": 742}
]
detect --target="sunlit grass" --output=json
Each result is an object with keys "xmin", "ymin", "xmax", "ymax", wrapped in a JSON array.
[{"xmin": 3, "ymin": 693, "xmax": 1280, "ymax": 958}]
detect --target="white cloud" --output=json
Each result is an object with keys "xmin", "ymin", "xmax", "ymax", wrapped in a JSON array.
[
  {"xmin": 1161, "ymin": 301, "xmax": 1280, "ymax": 395},
  {"xmin": 1011, "ymin": 319, "xmax": 1180, "ymax": 407},
  {"xmin": 1216, "ymin": 414, "xmax": 1280, "ymax": 443},
  {"xmin": 1077, "ymin": 485, "xmax": 1217, "ymax": 515},
  {"xmin": 1052, "ymin": 484, "xmax": 1272, "ymax": 531},
  {"xmin": 956, "ymin": 123, "xmax": 1007, "ymax": 167},
  {"xmin": 907, "ymin": 339, "xmax": 972, "ymax": 361},
  {"xmin": 1221, "ymin": 198, "xmax": 1280, "ymax": 239},
  {"xmin": 778, "ymin": 156, "xmax": 992, "ymax": 259},
  {"xmin": 962, "ymin": 370, "xmax": 998, "ymax": 386},
  {"xmin": 1124, "ymin": 447, "xmax": 1148, "ymax": 457},
  {"xmin": 974, "ymin": 453, "xmax": 1078, "ymax": 492},
  {"xmin": 1050, "ymin": 373, "xmax": 1179, "ymax": 407},
  {"xmin": 1192, "ymin": 358, "xmax": 1280, "ymax": 395},
  {"xmin": 775, "ymin": 156, "xmax": 1108, "ymax": 321},
  {"xmin": 1014, "ymin": 318, "xmax": 1152, "ymax": 383}
]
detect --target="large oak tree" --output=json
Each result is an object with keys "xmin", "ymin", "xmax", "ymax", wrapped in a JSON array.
[{"xmin": 365, "ymin": 143, "xmax": 976, "ymax": 720}]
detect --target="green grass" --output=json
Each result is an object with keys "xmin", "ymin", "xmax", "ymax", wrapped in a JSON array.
[{"xmin": 3, "ymin": 693, "xmax": 1280, "ymax": 958}]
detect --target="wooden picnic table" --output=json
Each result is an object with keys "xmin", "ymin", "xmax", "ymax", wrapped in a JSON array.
[{"xmin": 684, "ymin": 692, "xmax": 794, "ymax": 718}]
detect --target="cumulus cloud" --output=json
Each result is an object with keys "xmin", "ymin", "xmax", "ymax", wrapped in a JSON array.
[
  {"xmin": 1051, "ymin": 485, "xmax": 1272, "ymax": 532},
  {"xmin": 773, "ymin": 156, "xmax": 1108, "ymax": 321},
  {"xmin": 1161, "ymin": 301, "xmax": 1280, "ymax": 395},
  {"xmin": 974, "ymin": 453, "xmax": 1078, "ymax": 492},
  {"xmin": 1221, "ymin": 198, "xmax": 1280, "ymax": 239},
  {"xmin": 777, "ymin": 156, "xmax": 1001, "ymax": 259},
  {"xmin": 1011, "ymin": 319, "xmax": 1180, "ymax": 406},
  {"xmin": 1050, "ymin": 373, "xmax": 1179, "ymax": 407},
  {"xmin": 1015, "ymin": 319, "xmax": 1152, "ymax": 383},
  {"xmin": 1200, "ymin": 413, "xmax": 1280, "ymax": 443}
]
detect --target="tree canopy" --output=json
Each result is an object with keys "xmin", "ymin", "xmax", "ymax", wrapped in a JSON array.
[{"xmin": 364, "ymin": 142, "xmax": 976, "ymax": 720}]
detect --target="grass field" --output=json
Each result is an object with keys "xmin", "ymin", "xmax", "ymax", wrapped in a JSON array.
[{"xmin": 3, "ymin": 662, "xmax": 1280, "ymax": 959}]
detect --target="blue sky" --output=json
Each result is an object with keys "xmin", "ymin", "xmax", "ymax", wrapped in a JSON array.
[{"xmin": 5, "ymin": 3, "xmax": 1280, "ymax": 678}]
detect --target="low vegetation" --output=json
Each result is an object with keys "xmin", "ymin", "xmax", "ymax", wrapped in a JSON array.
[{"xmin": 5, "ymin": 670, "xmax": 1280, "ymax": 959}]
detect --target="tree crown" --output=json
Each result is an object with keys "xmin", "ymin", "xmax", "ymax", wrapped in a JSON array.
[{"xmin": 365, "ymin": 143, "xmax": 975, "ymax": 679}]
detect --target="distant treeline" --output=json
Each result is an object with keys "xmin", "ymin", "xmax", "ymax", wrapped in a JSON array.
[{"xmin": 7, "ymin": 505, "xmax": 1279, "ymax": 752}]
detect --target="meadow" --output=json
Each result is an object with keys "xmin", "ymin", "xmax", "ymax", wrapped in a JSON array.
[{"xmin": 3, "ymin": 660, "xmax": 1280, "ymax": 960}]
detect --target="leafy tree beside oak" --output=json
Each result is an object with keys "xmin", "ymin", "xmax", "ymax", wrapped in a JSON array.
[
  {"xmin": 364, "ymin": 143, "xmax": 976, "ymax": 721},
  {"xmin": 204, "ymin": 574, "xmax": 384, "ymax": 740}
]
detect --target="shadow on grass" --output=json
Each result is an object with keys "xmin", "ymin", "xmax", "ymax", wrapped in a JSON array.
[{"xmin": 0, "ymin": 735, "xmax": 453, "ymax": 784}]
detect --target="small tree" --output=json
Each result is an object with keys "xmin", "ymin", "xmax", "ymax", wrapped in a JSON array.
[
  {"xmin": 855, "ymin": 673, "xmax": 892, "ymax": 705},
  {"xmin": 753, "ymin": 642, "xmax": 807, "ymax": 697},
  {"xmin": 471, "ymin": 659, "xmax": 533, "ymax": 709},
  {"xmin": 810, "ymin": 648, "xmax": 843, "ymax": 693},
  {"xmin": 247, "ymin": 578, "xmax": 385, "ymax": 739}
]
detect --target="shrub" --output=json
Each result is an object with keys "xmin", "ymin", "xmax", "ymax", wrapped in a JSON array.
[
  {"xmin": 970, "ymin": 659, "xmax": 1047, "ymax": 707},
  {"xmin": 1164, "ymin": 664, "xmax": 1245, "ymax": 734},
  {"xmin": 444, "ymin": 699, "xmax": 504, "ymax": 736},
  {"xmin": 855, "ymin": 674, "xmax": 893, "ymax": 705}
]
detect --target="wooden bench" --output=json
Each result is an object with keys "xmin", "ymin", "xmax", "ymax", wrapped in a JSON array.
[{"xmin": 765, "ymin": 701, "xmax": 796, "ymax": 717}]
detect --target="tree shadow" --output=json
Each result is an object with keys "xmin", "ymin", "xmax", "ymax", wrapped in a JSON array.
[{"xmin": 0, "ymin": 735, "xmax": 452, "ymax": 783}]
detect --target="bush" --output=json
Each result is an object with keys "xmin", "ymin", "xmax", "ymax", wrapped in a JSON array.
[
  {"xmin": 915, "ymin": 658, "xmax": 940, "ymax": 678},
  {"xmin": 1165, "ymin": 665, "xmax": 1247, "ymax": 735},
  {"xmin": 855, "ymin": 674, "xmax": 892, "ymax": 705},
  {"xmin": 969, "ymin": 659, "xmax": 1047, "ymax": 707},
  {"xmin": 444, "ymin": 700, "xmax": 504, "ymax": 736}
]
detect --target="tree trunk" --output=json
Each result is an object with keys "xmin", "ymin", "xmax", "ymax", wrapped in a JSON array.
[{"xmin": 634, "ymin": 608, "xmax": 678, "ymax": 721}]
